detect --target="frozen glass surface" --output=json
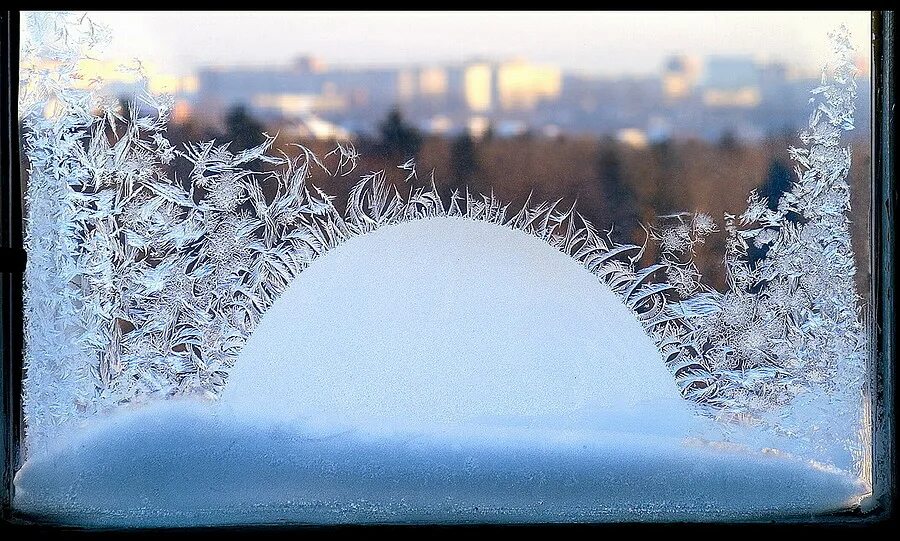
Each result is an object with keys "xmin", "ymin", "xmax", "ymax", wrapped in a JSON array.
[{"xmin": 13, "ymin": 11, "xmax": 874, "ymax": 526}]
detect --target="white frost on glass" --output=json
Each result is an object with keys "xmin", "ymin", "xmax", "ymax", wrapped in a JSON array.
[
  {"xmin": 16, "ymin": 12, "xmax": 871, "ymax": 522},
  {"xmin": 647, "ymin": 26, "xmax": 869, "ymax": 476},
  {"xmin": 20, "ymin": 12, "xmax": 694, "ymax": 454}
]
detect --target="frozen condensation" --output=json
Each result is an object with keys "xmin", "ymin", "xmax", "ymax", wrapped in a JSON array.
[
  {"xmin": 20, "ymin": 12, "xmax": 706, "ymax": 455},
  {"xmin": 647, "ymin": 25, "xmax": 869, "ymax": 476},
  {"xmin": 17, "ymin": 10, "xmax": 870, "ymax": 519}
]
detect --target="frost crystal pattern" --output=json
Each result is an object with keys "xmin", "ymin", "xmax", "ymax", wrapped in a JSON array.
[
  {"xmin": 650, "ymin": 27, "xmax": 868, "ymax": 473},
  {"xmin": 19, "ymin": 12, "xmax": 868, "ymax": 477}
]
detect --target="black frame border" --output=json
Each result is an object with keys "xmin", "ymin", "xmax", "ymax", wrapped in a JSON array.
[{"xmin": 0, "ymin": 9, "xmax": 894, "ymax": 532}]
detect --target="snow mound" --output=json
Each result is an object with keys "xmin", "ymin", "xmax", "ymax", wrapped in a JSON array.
[
  {"xmin": 14, "ymin": 400, "xmax": 865, "ymax": 527},
  {"xmin": 225, "ymin": 217, "xmax": 681, "ymax": 424}
]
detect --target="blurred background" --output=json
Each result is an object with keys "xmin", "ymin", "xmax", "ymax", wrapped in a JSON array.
[{"xmin": 55, "ymin": 11, "xmax": 874, "ymax": 295}]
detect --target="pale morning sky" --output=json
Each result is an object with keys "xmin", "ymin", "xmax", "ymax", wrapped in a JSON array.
[{"xmin": 79, "ymin": 11, "xmax": 871, "ymax": 77}]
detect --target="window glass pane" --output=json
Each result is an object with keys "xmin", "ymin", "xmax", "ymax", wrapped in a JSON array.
[{"xmin": 13, "ymin": 10, "xmax": 876, "ymax": 526}]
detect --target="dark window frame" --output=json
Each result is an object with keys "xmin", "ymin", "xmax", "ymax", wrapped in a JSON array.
[{"xmin": 0, "ymin": 9, "xmax": 894, "ymax": 531}]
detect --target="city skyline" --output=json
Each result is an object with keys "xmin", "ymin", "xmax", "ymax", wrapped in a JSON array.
[
  {"xmin": 80, "ymin": 11, "xmax": 871, "ymax": 77},
  {"xmin": 38, "ymin": 12, "xmax": 872, "ymax": 146},
  {"xmin": 166, "ymin": 52, "xmax": 869, "ymax": 145}
]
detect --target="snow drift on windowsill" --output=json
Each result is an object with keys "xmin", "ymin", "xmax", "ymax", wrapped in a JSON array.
[{"xmin": 13, "ymin": 399, "xmax": 866, "ymax": 527}]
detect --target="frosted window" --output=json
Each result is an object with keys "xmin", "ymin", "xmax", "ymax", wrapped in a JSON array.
[{"xmin": 9, "ymin": 11, "xmax": 881, "ymax": 527}]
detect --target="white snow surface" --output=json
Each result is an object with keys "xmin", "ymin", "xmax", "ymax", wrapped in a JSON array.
[
  {"xmin": 14, "ymin": 218, "xmax": 867, "ymax": 526},
  {"xmin": 14, "ymin": 399, "xmax": 865, "ymax": 527},
  {"xmin": 225, "ymin": 217, "xmax": 682, "ymax": 424}
]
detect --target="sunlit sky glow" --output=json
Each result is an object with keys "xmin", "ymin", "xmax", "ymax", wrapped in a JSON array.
[{"xmin": 80, "ymin": 11, "xmax": 871, "ymax": 77}]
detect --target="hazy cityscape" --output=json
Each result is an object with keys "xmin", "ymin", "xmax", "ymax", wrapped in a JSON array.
[{"xmin": 97, "ymin": 51, "xmax": 871, "ymax": 145}]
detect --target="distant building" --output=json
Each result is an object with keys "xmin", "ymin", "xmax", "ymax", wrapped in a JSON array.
[
  {"xmin": 661, "ymin": 55, "xmax": 700, "ymax": 102},
  {"xmin": 172, "ymin": 100, "xmax": 193, "ymax": 124},
  {"xmin": 291, "ymin": 55, "xmax": 326, "ymax": 73},
  {"xmin": 279, "ymin": 114, "xmax": 350, "ymax": 140},
  {"xmin": 615, "ymin": 128, "xmax": 648, "ymax": 148},
  {"xmin": 495, "ymin": 119, "xmax": 528, "ymax": 138},
  {"xmin": 462, "ymin": 63, "xmax": 494, "ymax": 113},
  {"xmin": 250, "ymin": 92, "xmax": 345, "ymax": 118},
  {"xmin": 496, "ymin": 60, "xmax": 562, "ymax": 111},
  {"xmin": 192, "ymin": 57, "xmax": 403, "ymax": 124},
  {"xmin": 422, "ymin": 114, "xmax": 454, "ymax": 135},
  {"xmin": 406, "ymin": 60, "xmax": 561, "ymax": 115},
  {"xmin": 646, "ymin": 116, "xmax": 672, "ymax": 143},
  {"xmin": 418, "ymin": 67, "xmax": 449, "ymax": 97},
  {"xmin": 467, "ymin": 115, "xmax": 492, "ymax": 138},
  {"xmin": 701, "ymin": 56, "xmax": 761, "ymax": 108}
]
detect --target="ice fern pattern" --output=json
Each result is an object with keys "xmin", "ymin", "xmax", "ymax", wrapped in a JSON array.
[
  {"xmin": 650, "ymin": 26, "xmax": 868, "ymax": 475},
  {"xmin": 19, "ymin": 11, "xmax": 868, "ymax": 477}
]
